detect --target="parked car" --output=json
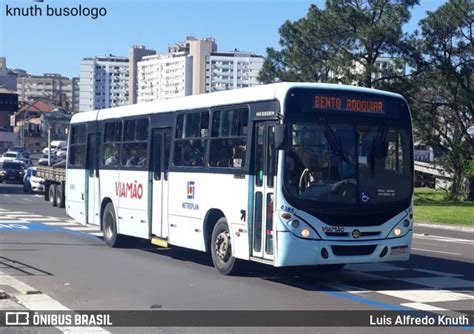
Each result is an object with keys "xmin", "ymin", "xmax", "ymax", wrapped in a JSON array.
[
  {"xmin": 0, "ymin": 160, "xmax": 26, "ymax": 183},
  {"xmin": 38, "ymin": 154, "xmax": 58, "ymax": 166},
  {"xmin": 42, "ymin": 141, "xmax": 67, "ymax": 155},
  {"xmin": 9, "ymin": 146, "xmax": 30, "ymax": 158},
  {"xmin": 0, "ymin": 151, "xmax": 25, "ymax": 164},
  {"xmin": 23, "ymin": 167, "xmax": 45, "ymax": 193}
]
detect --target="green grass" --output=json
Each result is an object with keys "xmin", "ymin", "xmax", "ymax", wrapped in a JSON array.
[{"xmin": 413, "ymin": 187, "xmax": 474, "ymax": 225}]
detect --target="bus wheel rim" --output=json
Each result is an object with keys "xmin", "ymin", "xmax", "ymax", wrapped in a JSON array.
[
  {"xmin": 215, "ymin": 231, "xmax": 231, "ymax": 262},
  {"xmin": 105, "ymin": 212, "xmax": 114, "ymax": 240}
]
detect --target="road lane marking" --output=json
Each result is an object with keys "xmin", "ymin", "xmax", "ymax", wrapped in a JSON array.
[
  {"xmin": 1, "ymin": 269, "xmax": 109, "ymax": 333},
  {"xmin": 412, "ymin": 247, "xmax": 461, "ymax": 255},
  {"xmin": 414, "ymin": 233, "xmax": 474, "ymax": 245},
  {"xmin": 42, "ymin": 222, "xmax": 81, "ymax": 226},
  {"xmin": 377, "ymin": 289, "xmax": 474, "ymax": 303},
  {"xmin": 401, "ymin": 302, "xmax": 448, "ymax": 311},
  {"xmin": 33, "ymin": 217, "xmax": 69, "ymax": 222},
  {"xmin": 6, "ymin": 215, "xmax": 45, "ymax": 218},
  {"xmin": 413, "ymin": 268, "xmax": 464, "ymax": 277},
  {"xmin": 0, "ymin": 211, "xmax": 29, "ymax": 214},
  {"xmin": 65, "ymin": 226, "xmax": 101, "ymax": 232},
  {"xmin": 0, "ymin": 223, "xmax": 29, "ymax": 230},
  {"xmin": 322, "ymin": 282, "xmax": 368, "ymax": 294},
  {"xmin": 22, "ymin": 199, "xmax": 32, "ymax": 202},
  {"xmin": 399, "ymin": 277, "xmax": 474, "ymax": 289}
]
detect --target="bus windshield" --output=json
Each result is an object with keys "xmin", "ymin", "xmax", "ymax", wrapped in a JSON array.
[{"xmin": 284, "ymin": 118, "xmax": 412, "ymax": 205}]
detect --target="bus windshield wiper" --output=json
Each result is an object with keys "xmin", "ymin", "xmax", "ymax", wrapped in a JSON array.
[{"xmin": 317, "ymin": 116, "xmax": 348, "ymax": 164}]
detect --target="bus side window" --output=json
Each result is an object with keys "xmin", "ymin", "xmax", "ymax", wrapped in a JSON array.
[
  {"xmin": 267, "ymin": 126, "xmax": 277, "ymax": 188},
  {"xmin": 209, "ymin": 107, "xmax": 248, "ymax": 169},
  {"xmin": 173, "ymin": 111, "xmax": 209, "ymax": 167},
  {"xmin": 121, "ymin": 118, "xmax": 148, "ymax": 168},
  {"xmin": 255, "ymin": 125, "xmax": 264, "ymax": 186},
  {"xmin": 102, "ymin": 121, "xmax": 121, "ymax": 166},
  {"xmin": 69, "ymin": 125, "xmax": 86, "ymax": 168}
]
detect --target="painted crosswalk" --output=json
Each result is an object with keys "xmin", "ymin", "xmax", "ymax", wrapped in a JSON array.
[{"xmin": 0, "ymin": 210, "xmax": 103, "ymax": 237}]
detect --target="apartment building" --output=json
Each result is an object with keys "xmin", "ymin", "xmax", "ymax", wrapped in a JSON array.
[
  {"xmin": 128, "ymin": 45, "xmax": 156, "ymax": 104},
  {"xmin": 79, "ymin": 55, "xmax": 129, "ymax": 112},
  {"xmin": 137, "ymin": 37, "xmax": 263, "ymax": 103},
  {"xmin": 137, "ymin": 52, "xmax": 192, "ymax": 103},
  {"xmin": 16, "ymin": 73, "xmax": 74, "ymax": 110},
  {"xmin": 206, "ymin": 51, "xmax": 264, "ymax": 92}
]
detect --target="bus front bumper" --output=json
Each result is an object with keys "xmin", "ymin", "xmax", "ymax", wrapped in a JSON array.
[{"xmin": 275, "ymin": 230, "xmax": 412, "ymax": 267}]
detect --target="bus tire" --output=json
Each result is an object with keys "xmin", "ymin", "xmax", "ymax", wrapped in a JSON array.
[
  {"xmin": 102, "ymin": 202, "xmax": 123, "ymax": 248},
  {"xmin": 49, "ymin": 184, "xmax": 57, "ymax": 207},
  {"xmin": 211, "ymin": 218, "xmax": 238, "ymax": 275},
  {"xmin": 319, "ymin": 264, "xmax": 345, "ymax": 271},
  {"xmin": 56, "ymin": 185, "xmax": 65, "ymax": 208}
]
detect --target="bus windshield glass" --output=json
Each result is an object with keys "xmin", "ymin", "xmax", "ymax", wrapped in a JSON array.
[{"xmin": 284, "ymin": 119, "xmax": 412, "ymax": 205}]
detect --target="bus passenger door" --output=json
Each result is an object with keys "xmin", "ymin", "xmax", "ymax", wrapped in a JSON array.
[
  {"xmin": 150, "ymin": 128, "xmax": 171, "ymax": 238},
  {"xmin": 86, "ymin": 133, "xmax": 100, "ymax": 226},
  {"xmin": 252, "ymin": 122, "xmax": 277, "ymax": 261}
]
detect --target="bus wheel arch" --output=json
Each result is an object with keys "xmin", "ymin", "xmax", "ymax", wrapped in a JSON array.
[{"xmin": 203, "ymin": 209, "xmax": 225, "ymax": 253}]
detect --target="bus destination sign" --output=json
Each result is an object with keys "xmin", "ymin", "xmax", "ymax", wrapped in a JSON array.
[{"xmin": 314, "ymin": 95, "xmax": 384, "ymax": 114}]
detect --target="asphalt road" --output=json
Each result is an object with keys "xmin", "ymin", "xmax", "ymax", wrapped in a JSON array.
[{"xmin": 0, "ymin": 182, "xmax": 473, "ymax": 334}]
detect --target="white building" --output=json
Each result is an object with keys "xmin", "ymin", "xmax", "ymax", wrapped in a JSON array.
[
  {"xmin": 137, "ymin": 52, "xmax": 192, "ymax": 103},
  {"xmin": 206, "ymin": 51, "xmax": 264, "ymax": 92},
  {"xmin": 136, "ymin": 37, "xmax": 264, "ymax": 103},
  {"xmin": 79, "ymin": 56, "xmax": 129, "ymax": 112}
]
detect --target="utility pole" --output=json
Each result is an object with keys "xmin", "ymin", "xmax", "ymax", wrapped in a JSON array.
[{"xmin": 47, "ymin": 127, "xmax": 51, "ymax": 165}]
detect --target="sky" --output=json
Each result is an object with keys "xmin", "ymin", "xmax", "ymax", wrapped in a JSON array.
[{"xmin": 0, "ymin": 0, "xmax": 447, "ymax": 78}]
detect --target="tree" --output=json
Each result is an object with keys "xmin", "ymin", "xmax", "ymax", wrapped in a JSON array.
[
  {"xmin": 409, "ymin": 0, "xmax": 473, "ymax": 199},
  {"xmin": 258, "ymin": 0, "xmax": 418, "ymax": 88}
]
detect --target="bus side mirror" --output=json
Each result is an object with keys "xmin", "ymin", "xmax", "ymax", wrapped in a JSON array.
[{"xmin": 275, "ymin": 124, "xmax": 287, "ymax": 150}]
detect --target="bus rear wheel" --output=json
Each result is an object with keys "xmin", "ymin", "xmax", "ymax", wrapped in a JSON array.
[
  {"xmin": 56, "ymin": 185, "xmax": 65, "ymax": 208},
  {"xmin": 211, "ymin": 218, "xmax": 238, "ymax": 275},
  {"xmin": 49, "ymin": 185, "xmax": 57, "ymax": 207},
  {"xmin": 102, "ymin": 202, "xmax": 124, "ymax": 248}
]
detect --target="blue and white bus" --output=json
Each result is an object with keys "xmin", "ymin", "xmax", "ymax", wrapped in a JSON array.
[{"xmin": 66, "ymin": 83, "xmax": 414, "ymax": 274}]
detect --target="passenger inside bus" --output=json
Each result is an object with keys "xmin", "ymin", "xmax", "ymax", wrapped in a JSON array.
[
  {"xmin": 184, "ymin": 140, "xmax": 205, "ymax": 166},
  {"xmin": 104, "ymin": 145, "xmax": 119, "ymax": 166},
  {"xmin": 231, "ymin": 145, "xmax": 246, "ymax": 168}
]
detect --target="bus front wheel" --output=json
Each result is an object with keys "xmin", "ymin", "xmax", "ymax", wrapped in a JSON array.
[
  {"xmin": 211, "ymin": 218, "xmax": 238, "ymax": 275},
  {"xmin": 102, "ymin": 202, "xmax": 124, "ymax": 248}
]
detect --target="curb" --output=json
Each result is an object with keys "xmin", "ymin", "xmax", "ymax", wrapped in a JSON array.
[{"xmin": 415, "ymin": 222, "xmax": 474, "ymax": 233}]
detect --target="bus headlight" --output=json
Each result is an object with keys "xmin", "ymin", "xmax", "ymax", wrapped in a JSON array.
[
  {"xmin": 387, "ymin": 218, "xmax": 411, "ymax": 239},
  {"xmin": 282, "ymin": 216, "xmax": 320, "ymax": 240},
  {"xmin": 394, "ymin": 227, "xmax": 401, "ymax": 237},
  {"xmin": 301, "ymin": 228, "xmax": 310, "ymax": 238}
]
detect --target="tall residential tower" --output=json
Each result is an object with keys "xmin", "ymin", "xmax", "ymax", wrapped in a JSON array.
[{"xmin": 79, "ymin": 55, "xmax": 129, "ymax": 112}]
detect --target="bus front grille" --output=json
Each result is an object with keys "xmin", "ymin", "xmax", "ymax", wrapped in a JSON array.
[{"xmin": 331, "ymin": 245, "xmax": 377, "ymax": 256}]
